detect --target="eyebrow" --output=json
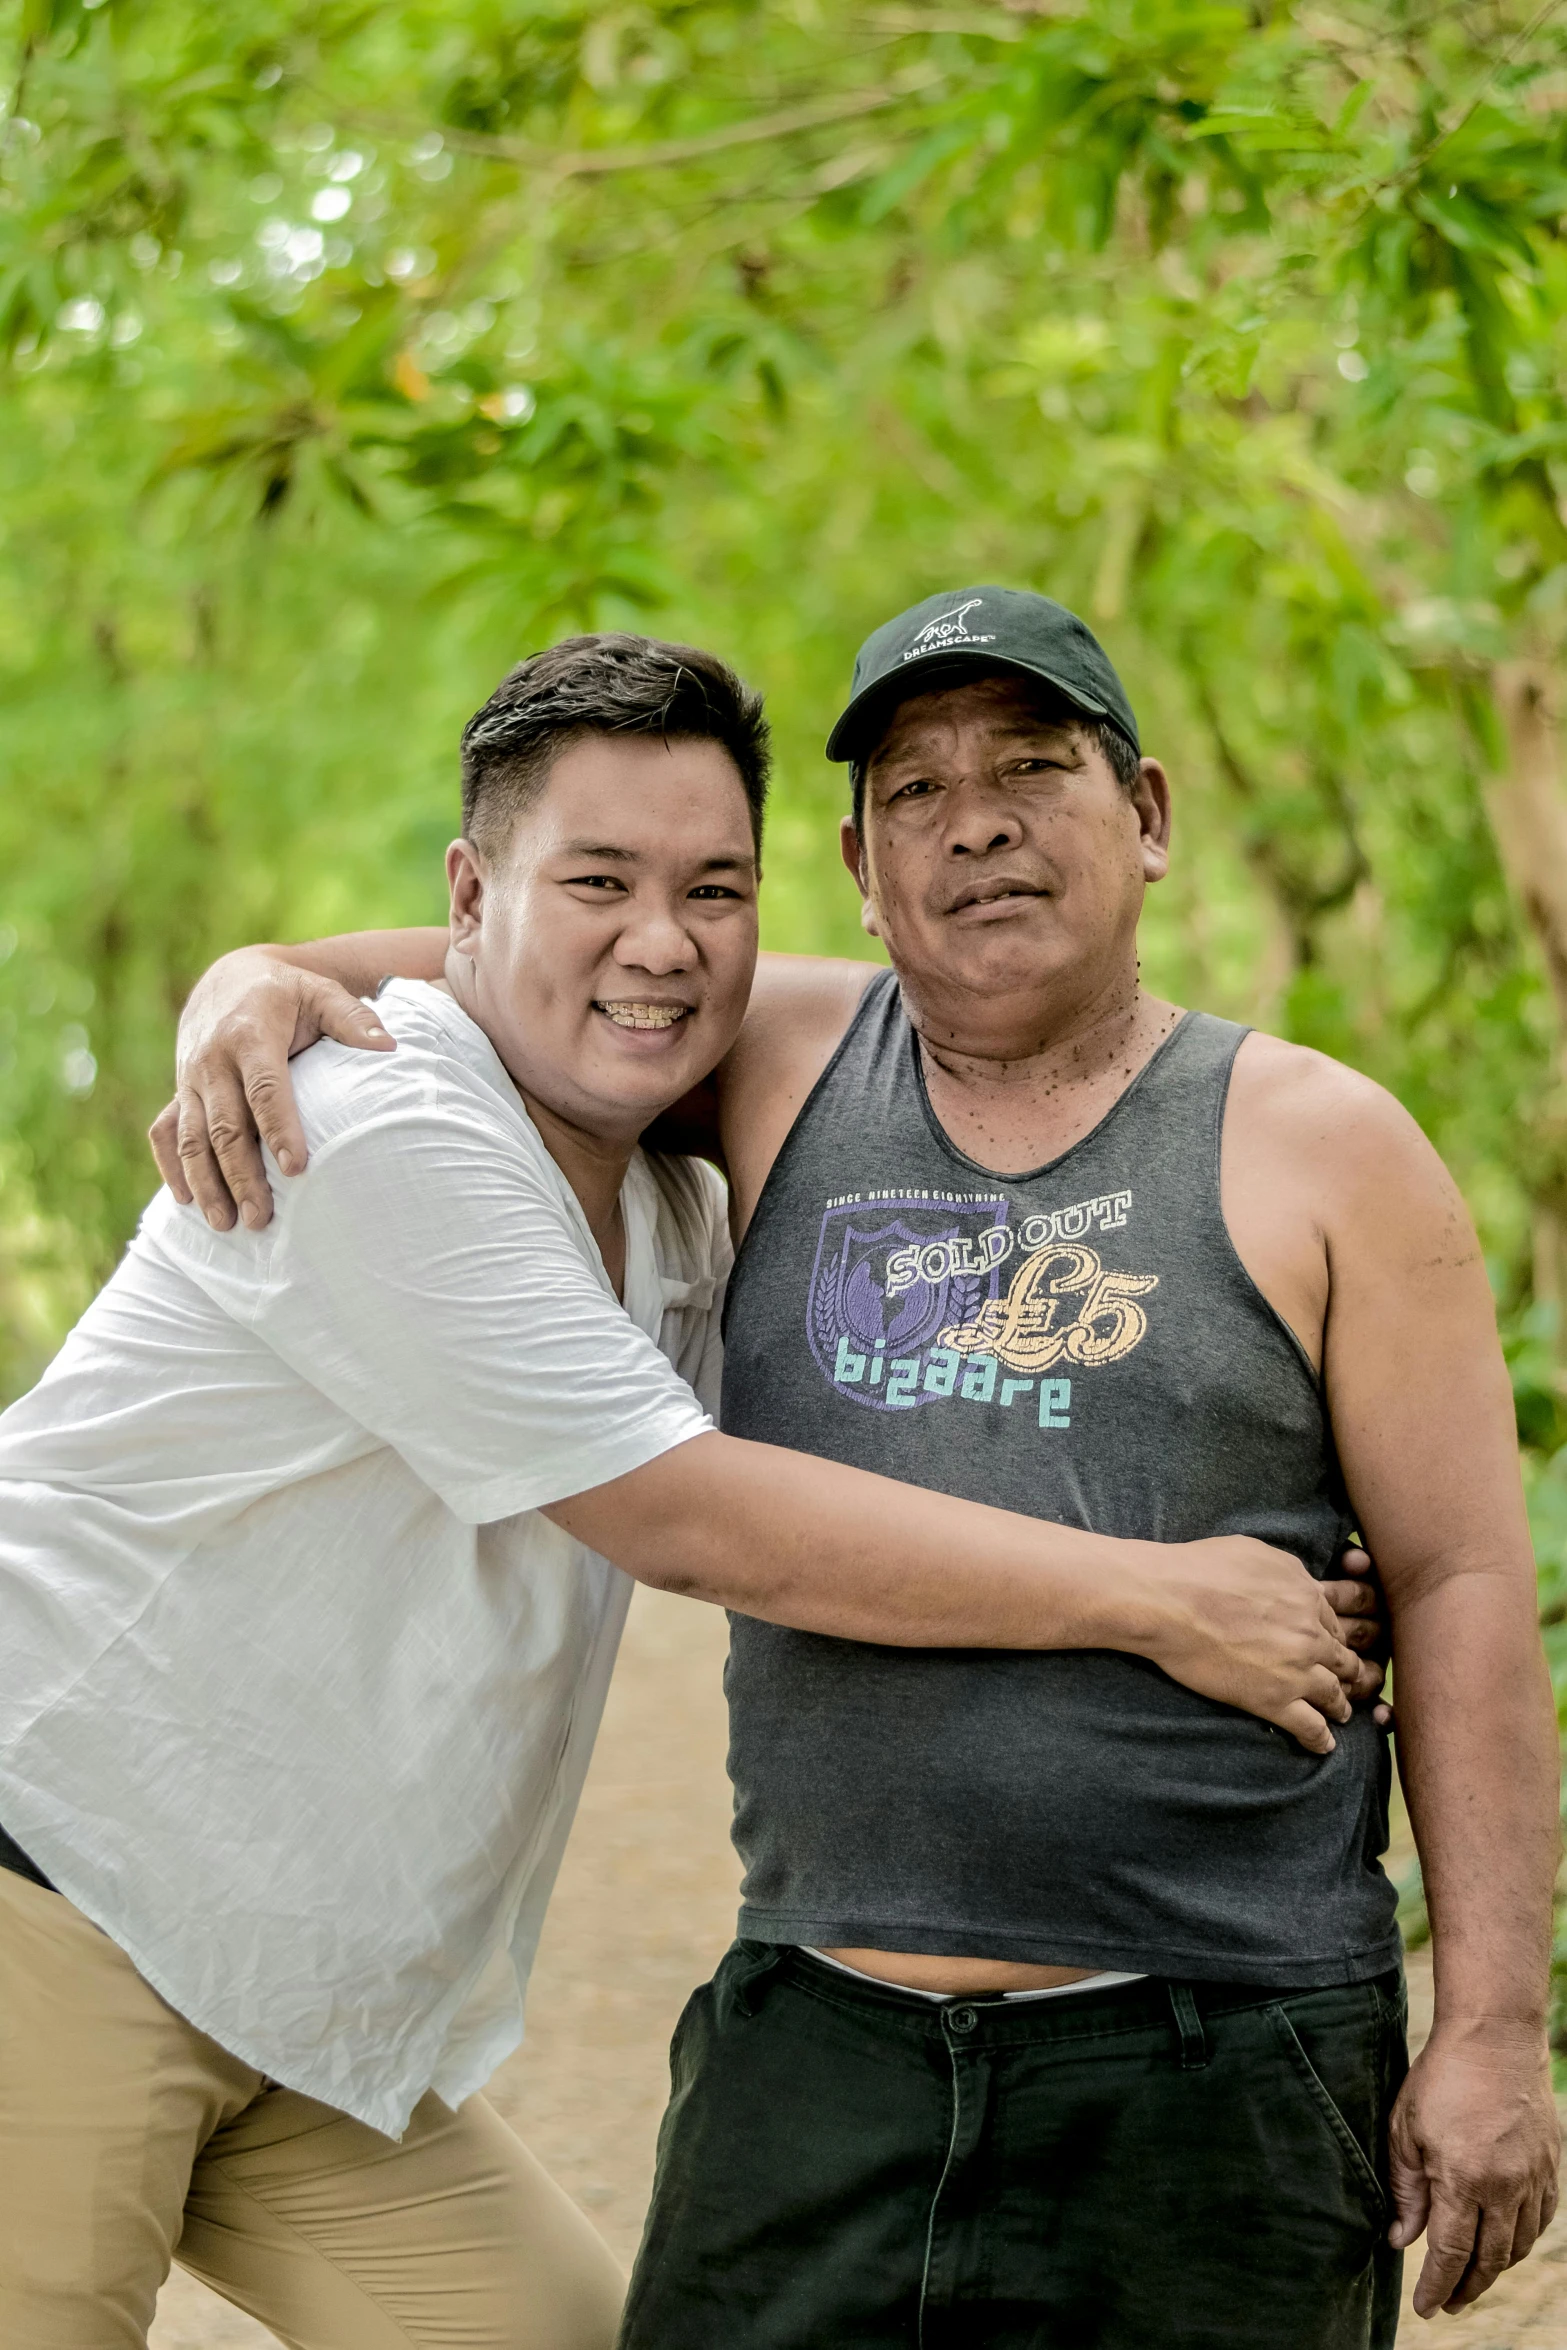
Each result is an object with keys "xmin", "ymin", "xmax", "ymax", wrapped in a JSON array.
[
  {"xmin": 871, "ymin": 722, "xmax": 1081, "ymax": 772},
  {"xmin": 557, "ymin": 841, "xmax": 756, "ymax": 874}
]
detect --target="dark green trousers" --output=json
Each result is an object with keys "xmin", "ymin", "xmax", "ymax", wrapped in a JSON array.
[{"xmin": 620, "ymin": 1944, "xmax": 1408, "ymax": 2350}]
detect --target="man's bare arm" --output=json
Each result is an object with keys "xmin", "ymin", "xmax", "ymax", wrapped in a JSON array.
[
  {"xmin": 717, "ymin": 952, "xmax": 881, "ymax": 1232},
  {"xmin": 548, "ymin": 1429, "xmax": 1360, "ymax": 1750},
  {"xmin": 1281, "ymin": 1050, "xmax": 1561, "ymax": 2319},
  {"xmin": 151, "ymin": 935, "xmax": 874, "ymax": 1232}
]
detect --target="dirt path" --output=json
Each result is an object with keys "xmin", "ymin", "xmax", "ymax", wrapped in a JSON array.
[{"xmin": 152, "ymin": 1588, "xmax": 1565, "ymax": 2346}]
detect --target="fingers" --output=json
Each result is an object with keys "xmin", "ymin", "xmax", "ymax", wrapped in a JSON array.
[
  {"xmin": 148, "ymin": 1102, "xmax": 191, "ymax": 1204},
  {"xmin": 196, "ymin": 1067, "xmax": 276, "ymax": 1232},
  {"xmin": 175, "ymin": 1087, "xmax": 241, "ymax": 1230},
  {"xmin": 1307, "ymin": 1627, "xmax": 1358, "ymax": 1707},
  {"xmin": 1443, "ymin": 2194, "xmax": 1520, "ymax": 2310},
  {"xmin": 1412, "ymin": 2188, "xmax": 1482, "ymax": 2318},
  {"xmin": 1311, "ymin": 1661, "xmax": 1354, "ymax": 1722},
  {"xmin": 1502, "ymin": 2164, "xmax": 1559, "ymax": 2275},
  {"xmin": 1321, "ymin": 1573, "xmax": 1378, "ymax": 1622},
  {"xmin": 1505, "ymin": 2181, "xmax": 1549, "ymax": 2273},
  {"xmin": 234, "ymin": 979, "xmax": 391, "ymax": 1195},
  {"xmin": 1321, "ymin": 1600, "xmax": 1379, "ymax": 1655},
  {"xmin": 1321, "ymin": 1595, "xmax": 1380, "ymax": 1653},
  {"xmin": 1275, "ymin": 1699, "xmax": 1336, "ymax": 1755},
  {"xmin": 310, "ymin": 981, "xmax": 396, "ymax": 1055},
  {"xmin": 242, "ymin": 1063, "xmax": 309, "ymax": 1188},
  {"xmin": 160, "ymin": 962, "xmax": 393, "ymax": 1235},
  {"xmin": 1342, "ymin": 1655, "xmax": 1386, "ymax": 1704},
  {"xmin": 1388, "ymin": 2126, "xmax": 1431, "ymax": 2256},
  {"xmin": 1326, "ymin": 1551, "xmax": 1390, "ymax": 1659}
]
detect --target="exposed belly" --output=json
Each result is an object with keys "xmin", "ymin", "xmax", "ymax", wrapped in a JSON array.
[{"xmin": 822, "ymin": 1948, "xmax": 1095, "ymax": 1994}]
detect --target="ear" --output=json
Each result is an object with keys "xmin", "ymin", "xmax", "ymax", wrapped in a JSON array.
[
  {"xmin": 839, "ymin": 816, "xmax": 882, "ymax": 939},
  {"xmin": 1130, "ymin": 759, "xmax": 1172, "ymax": 885},
  {"xmin": 447, "ymin": 838, "xmax": 486, "ymax": 953}
]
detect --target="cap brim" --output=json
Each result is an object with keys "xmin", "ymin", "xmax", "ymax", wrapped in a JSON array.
[{"xmin": 825, "ymin": 650, "xmax": 1113, "ymax": 763}]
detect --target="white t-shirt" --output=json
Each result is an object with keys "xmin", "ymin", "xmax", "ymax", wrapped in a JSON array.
[{"xmin": 0, "ymin": 981, "xmax": 725, "ymax": 2136}]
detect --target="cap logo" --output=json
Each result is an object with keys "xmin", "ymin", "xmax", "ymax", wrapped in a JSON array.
[{"xmin": 901, "ymin": 598, "xmax": 997, "ymax": 662}]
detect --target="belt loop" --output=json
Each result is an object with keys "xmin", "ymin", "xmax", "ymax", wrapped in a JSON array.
[
  {"xmin": 1168, "ymin": 1982, "xmax": 1209, "ymax": 2070},
  {"xmin": 726, "ymin": 1940, "xmax": 785, "ymax": 2021}
]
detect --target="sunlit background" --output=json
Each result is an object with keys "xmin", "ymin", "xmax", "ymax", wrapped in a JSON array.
[{"xmin": 3, "ymin": 0, "xmax": 1567, "ymax": 2065}]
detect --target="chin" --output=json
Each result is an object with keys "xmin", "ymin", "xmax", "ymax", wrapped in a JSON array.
[
  {"xmin": 937, "ymin": 925, "xmax": 1072, "ymax": 988},
  {"xmin": 582, "ymin": 1052, "xmax": 698, "ymax": 1123}
]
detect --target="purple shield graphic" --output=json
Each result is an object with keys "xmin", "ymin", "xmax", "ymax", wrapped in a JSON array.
[{"xmin": 805, "ymin": 1195, "xmax": 1010, "ymax": 1411}]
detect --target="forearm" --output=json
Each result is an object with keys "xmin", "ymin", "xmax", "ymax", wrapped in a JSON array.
[
  {"xmin": 548, "ymin": 1431, "xmax": 1162, "ymax": 1651},
  {"xmin": 1393, "ymin": 1570, "xmax": 1560, "ymax": 2028},
  {"xmin": 261, "ymin": 927, "xmax": 447, "ymax": 994}
]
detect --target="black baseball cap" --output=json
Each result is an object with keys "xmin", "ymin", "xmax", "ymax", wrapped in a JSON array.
[{"xmin": 825, "ymin": 585, "xmax": 1140, "ymax": 764}]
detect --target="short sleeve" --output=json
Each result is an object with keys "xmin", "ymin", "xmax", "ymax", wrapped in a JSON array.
[{"xmin": 246, "ymin": 1097, "xmax": 712, "ymax": 1524}]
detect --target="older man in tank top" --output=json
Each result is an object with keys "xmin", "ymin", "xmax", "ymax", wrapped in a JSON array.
[{"xmin": 160, "ymin": 590, "xmax": 1559, "ymax": 2349}]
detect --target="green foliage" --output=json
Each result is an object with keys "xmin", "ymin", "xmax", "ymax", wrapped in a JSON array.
[{"xmin": 1, "ymin": 4, "xmax": 1566, "ymax": 1435}]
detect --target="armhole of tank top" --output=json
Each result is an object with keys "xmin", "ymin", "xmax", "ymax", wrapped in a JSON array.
[
  {"xmin": 1209, "ymin": 1022, "xmax": 1327, "ymax": 1399},
  {"xmin": 722, "ymin": 966, "xmax": 899, "ymax": 1327}
]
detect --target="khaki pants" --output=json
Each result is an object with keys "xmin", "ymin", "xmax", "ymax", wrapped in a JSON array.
[{"xmin": 0, "ymin": 1868, "xmax": 626, "ymax": 2350}]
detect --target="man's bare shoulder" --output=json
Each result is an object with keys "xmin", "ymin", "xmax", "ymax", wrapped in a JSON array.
[
  {"xmin": 1233, "ymin": 1027, "xmax": 1428, "ymax": 1145},
  {"xmin": 1229, "ymin": 1029, "xmax": 1470, "ymax": 1243},
  {"xmin": 1222, "ymin": 1029, "xmax": 1481, "ymax": 1370}
]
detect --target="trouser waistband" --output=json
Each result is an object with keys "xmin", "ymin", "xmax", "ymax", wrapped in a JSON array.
[{"xmin": 727, "ymin": 1941, "xmax": 1404, "ymax": 2051}]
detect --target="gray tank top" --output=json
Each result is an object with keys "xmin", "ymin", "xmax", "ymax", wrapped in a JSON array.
[{"xmin": 720, "ymin": 976, "xmax": 1398, "ymax": 1984}]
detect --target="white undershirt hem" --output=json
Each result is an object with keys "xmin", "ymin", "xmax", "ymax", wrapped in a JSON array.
[{"xmin": 803, "ymin": 1949, "xmax": 1146, "ymax": 2003}]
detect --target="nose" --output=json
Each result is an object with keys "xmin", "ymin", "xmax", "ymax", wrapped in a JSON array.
[
  {"xmin": 945, "ymin": 779, "xmax": 1023, "ymax": 859},
  {"xmin": 613, "ymin": 899, "xmax": 700, "ymax": 976}
]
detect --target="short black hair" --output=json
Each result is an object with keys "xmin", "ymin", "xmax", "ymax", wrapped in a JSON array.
[
  {"xmin": 849, "ymin": 681, "xmax": 1141, "ymax": 831},
  {"xmin": 461, "ymin": 632, "xmax": 770, "ymax": 860}
]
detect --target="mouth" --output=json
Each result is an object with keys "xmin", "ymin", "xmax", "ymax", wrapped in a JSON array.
[
  {"xmin": 947, "ymin": 880, "xmax": 1049, "ymax": 916},
  {"xmin": 591, "ymin": 1000, "xmax": 695, "ymax": 1032}
]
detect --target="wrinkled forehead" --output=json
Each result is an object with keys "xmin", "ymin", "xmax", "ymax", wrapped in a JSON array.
[{"xmin": 866, "ymin": 671, "xmax": 1085, "ymax": 771}]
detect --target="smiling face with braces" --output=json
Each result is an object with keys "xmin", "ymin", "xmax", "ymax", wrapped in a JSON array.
[{"xmin": 445, "ymin": 730, "xmax": 760, "ymax": 1153}]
